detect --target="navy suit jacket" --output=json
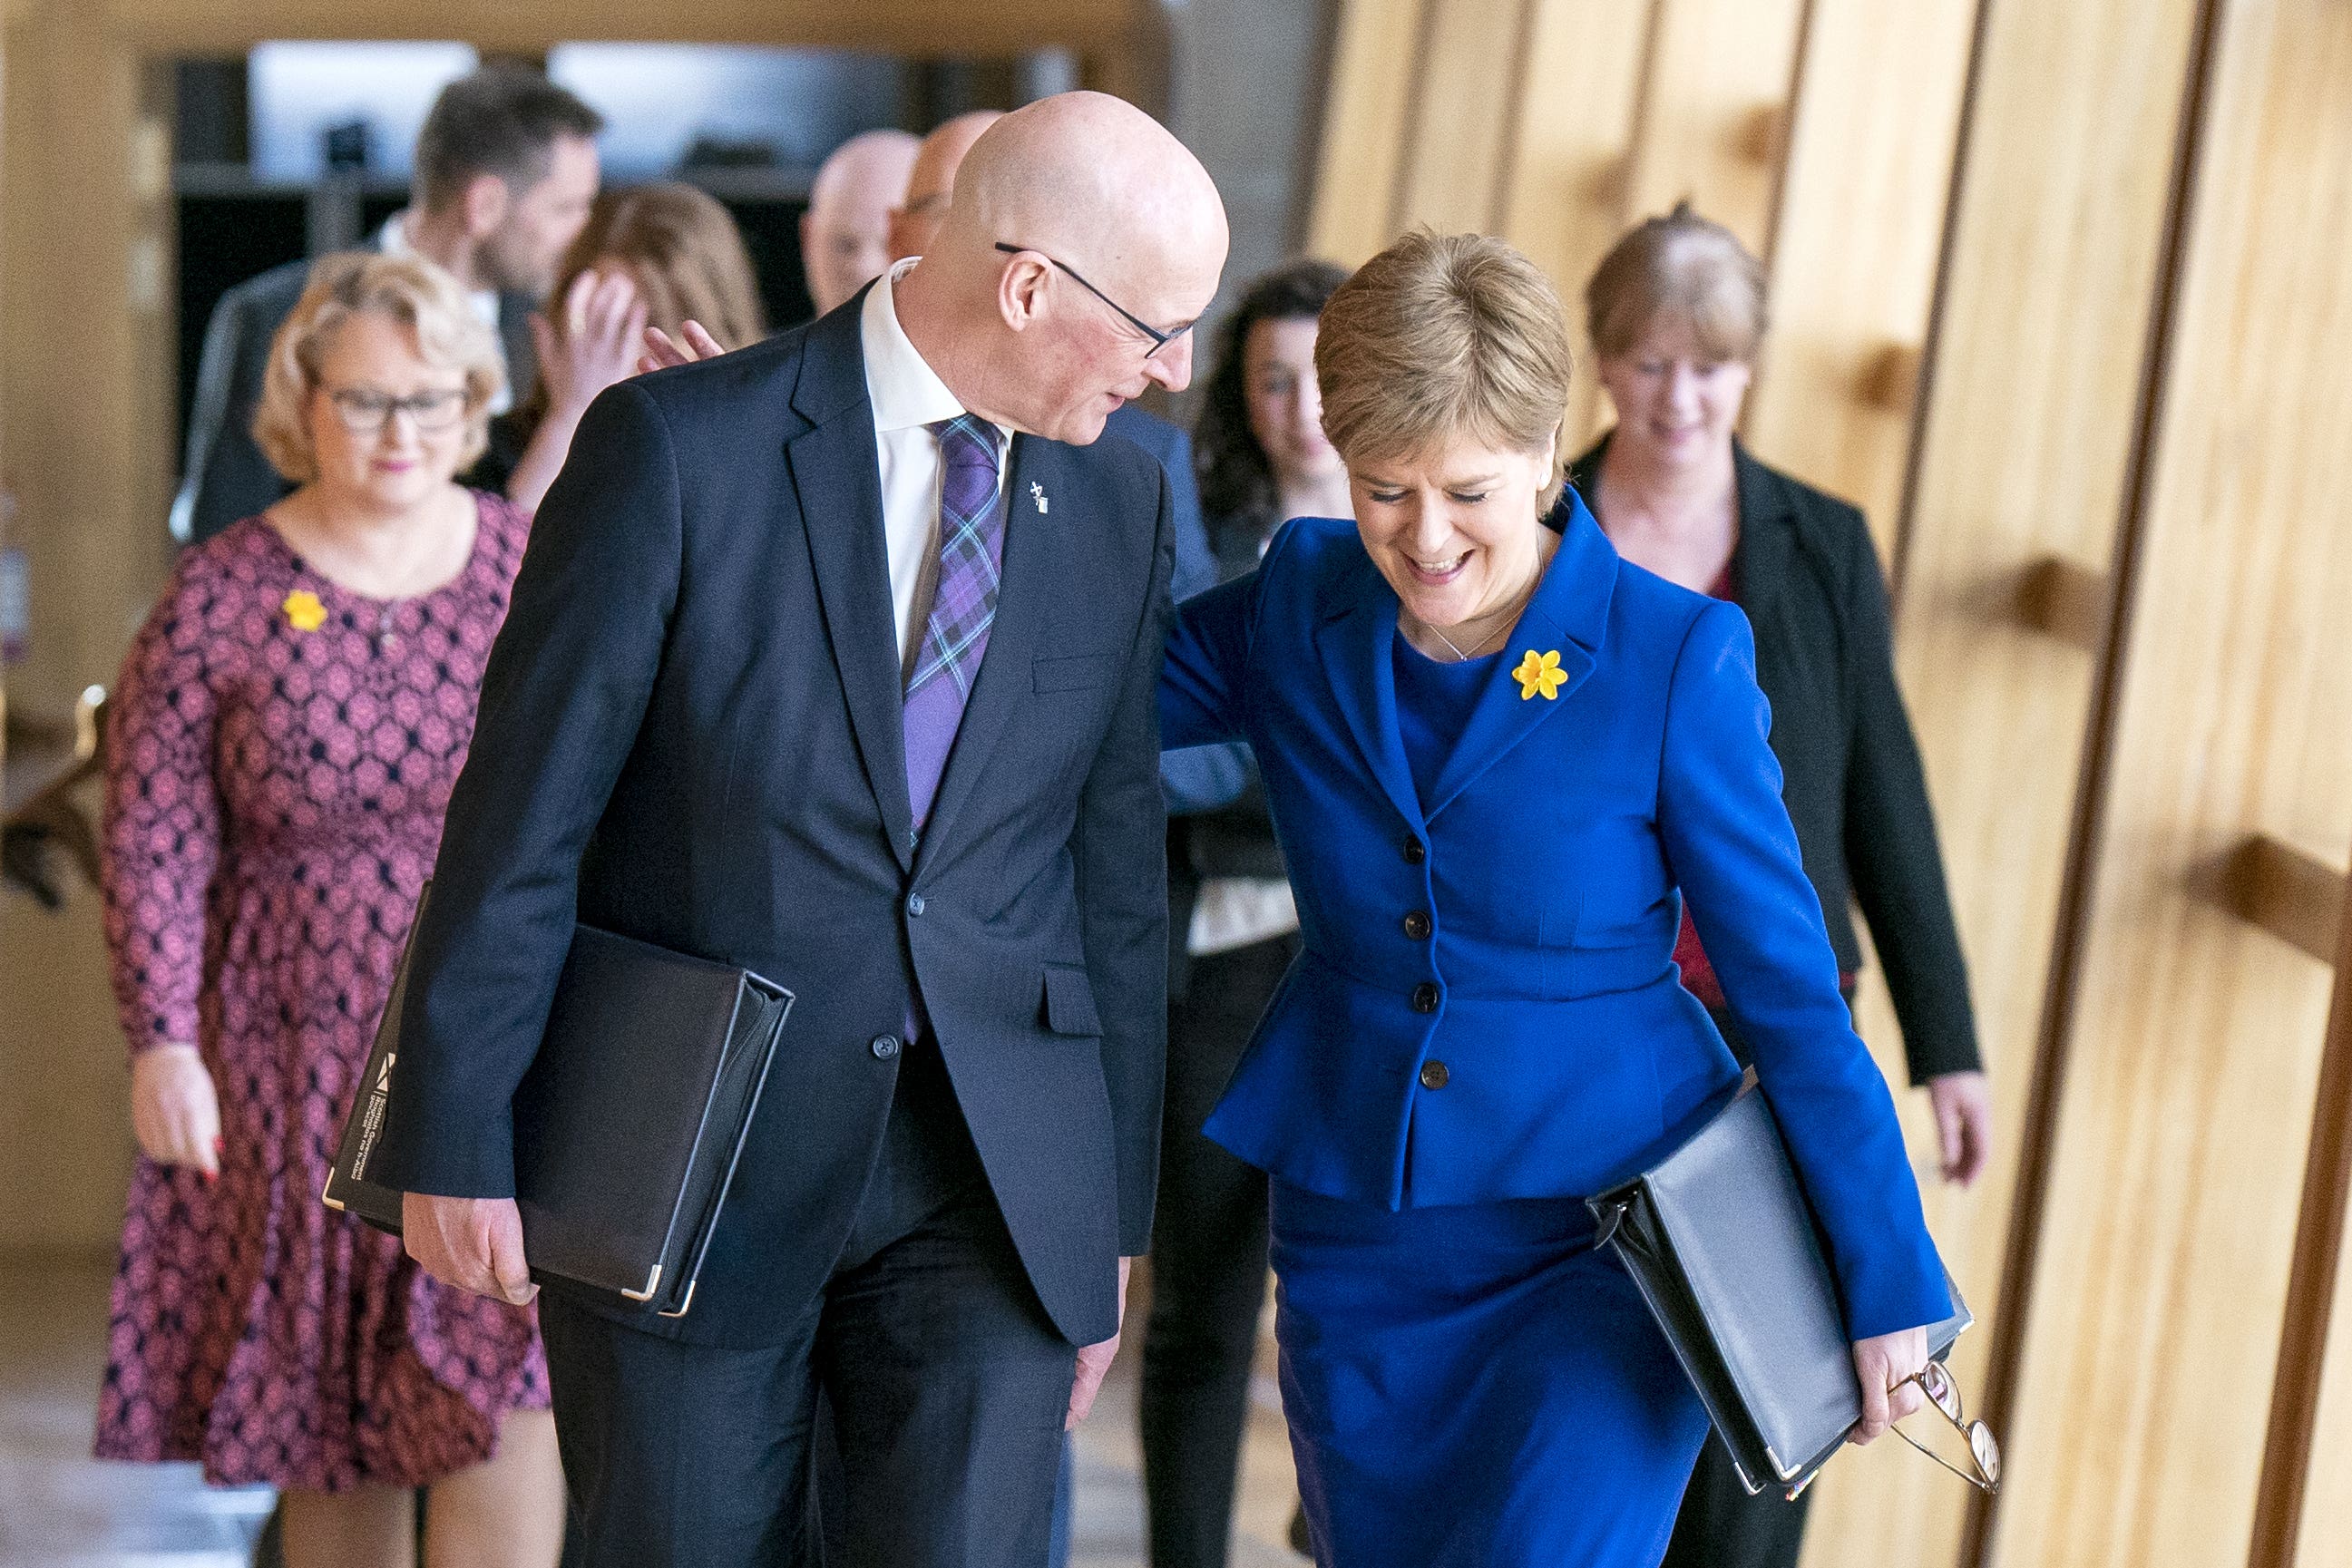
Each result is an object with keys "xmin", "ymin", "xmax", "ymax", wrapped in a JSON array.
[
  {"xmin": 375, "ymin": 292, "xmax": 1174, "ymax": 1349},
  {"xmin": 1160, "ymin": 497, "xmax": 1949, "ymax": 1339}
]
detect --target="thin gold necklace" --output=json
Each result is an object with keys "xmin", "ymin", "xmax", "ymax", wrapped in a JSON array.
[
  {"xmin": 1419, "ymin": 575, "xmax": 1538, "ymax": 662},
  {"xmin": 1426, "ymin": 617, "xmax": 1508, "ymax": 661}
]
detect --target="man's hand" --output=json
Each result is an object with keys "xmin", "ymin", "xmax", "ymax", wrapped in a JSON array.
[
  {"xmin": 1067, "ymin": 1256, "xmax": 1134, "ymax": 1430},
  {"xmin": 636, "ymin": 319, "xmax": 727, "ymax": 375},
  {"xmin": 1927, "ymin": 1070, "xmax": 1994, "ymax": 1187},
  {"xmin": 403, "ymin": 1193, "xmax": 536, "ymax": 1305}
]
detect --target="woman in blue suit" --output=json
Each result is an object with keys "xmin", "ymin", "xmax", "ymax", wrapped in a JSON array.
[{"xmin": 1158, "ymin": 232, "xmax": 1951, "ymax": 1566}]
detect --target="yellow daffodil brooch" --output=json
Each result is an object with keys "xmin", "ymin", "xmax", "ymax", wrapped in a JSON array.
[
  {"xmin": 1512, "ymin": 648, "xmax": 1566, "ymax": 701},
  {"xmin": 282, "ymin": 589, "xmax": 327, "ymax": 633}
]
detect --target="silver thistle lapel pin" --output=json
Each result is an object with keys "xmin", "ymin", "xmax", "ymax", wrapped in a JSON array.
[{"xmin": 1030, "ymin": 482, "xmax": 1049, "ymax": 514}]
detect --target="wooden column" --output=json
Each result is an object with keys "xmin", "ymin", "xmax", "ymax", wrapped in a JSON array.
[
  {"xmin": 1992, "ymin": 0, "xmax": 2352, "ymax": 1559},
  {"xmin": 0, "ymin": 2, "xmax": 159, "ymax": 1255}
]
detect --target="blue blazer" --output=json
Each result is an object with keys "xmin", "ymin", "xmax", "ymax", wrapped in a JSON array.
[{"xmin": 1159, "ymin": 494, "xmax": 1949, "ymax": 1339}]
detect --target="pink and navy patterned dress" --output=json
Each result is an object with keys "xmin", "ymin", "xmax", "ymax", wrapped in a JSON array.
[{"xmin": 95, "ymin": 492, "xmax": 549, "ymax": 1493}]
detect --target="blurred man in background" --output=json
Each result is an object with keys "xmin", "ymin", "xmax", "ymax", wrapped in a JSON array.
[
  {"xmin": 799, "ymin": 128, "xmax": 921, "ymax": 317},
  {"xmin": 171, "ymin": 64, "xmax": 603, "ymax": 544}
]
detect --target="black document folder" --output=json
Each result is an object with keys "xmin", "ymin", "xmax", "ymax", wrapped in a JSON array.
[
  {"xmin": 325, "ymin": 891, "xmax": 792, "ymax": 1320},
  {"xmin": 1587, "ymin": 1080, "xmax": 1971, "ymax": 1495}
]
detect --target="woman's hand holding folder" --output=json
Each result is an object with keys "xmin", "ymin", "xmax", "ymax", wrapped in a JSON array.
[{"xmin": 405, "ymin": 1192, "xmax": 539, "ymax": 1306}]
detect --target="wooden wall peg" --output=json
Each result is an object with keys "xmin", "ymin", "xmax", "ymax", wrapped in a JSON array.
[{"xmin": 2014, "ymin": 555, "xmax": 2111, "ymax": 651}]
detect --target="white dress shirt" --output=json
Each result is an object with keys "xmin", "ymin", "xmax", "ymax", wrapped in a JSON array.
[
  {"xmin": 862, "ymin": 259, "xmax": 1013, "ymax": 667},
  {"xmin": 378, "ymin": 212, "xmax": 512, "ymax": 414}
]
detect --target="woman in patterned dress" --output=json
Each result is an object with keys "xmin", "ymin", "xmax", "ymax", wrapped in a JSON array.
[{"xmin": 98, "ymin": 251, "xmax": 563, "ymax": 1567}]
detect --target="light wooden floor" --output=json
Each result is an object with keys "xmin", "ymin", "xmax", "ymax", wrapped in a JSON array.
[{"xmin": 0, "ymin": 1255, "xmax": 1305, "ymax": 1568}]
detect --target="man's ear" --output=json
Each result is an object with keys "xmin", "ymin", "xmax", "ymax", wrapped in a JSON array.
[
  {"xmin": 463, "ymin": 172, "xmax": 512, "ymax": 240},
  {"xmin": 997, "ymin": 251, "xmax": 1051, "ymax": 334}
]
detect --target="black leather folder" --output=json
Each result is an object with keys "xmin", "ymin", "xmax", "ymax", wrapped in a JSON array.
[
  {"xmin": 325, "ymin": 891, "xmax": 792, "ymax": 1320},
  {"xmin": 1588, "ymin": 1079, "xmax": 1971, "ymax": 1495}
]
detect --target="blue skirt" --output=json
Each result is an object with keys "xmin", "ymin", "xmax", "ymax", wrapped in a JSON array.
[{"xmin": 1271, "ymin": 1181, "xmax": 1712, "ymax": 1568}]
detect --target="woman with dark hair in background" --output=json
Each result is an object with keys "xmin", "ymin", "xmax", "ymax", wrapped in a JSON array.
[
  {"xmin": 1141, "ymin": 258, "xmax": 1347, "ymax": 1568},
  {"xmin": 1569, "ymin": 203, "xmax": 1991, "ymax": 1568},
  {"xmin": 501, "ymin": 181, "xmax": 767, "ymax": 512}
]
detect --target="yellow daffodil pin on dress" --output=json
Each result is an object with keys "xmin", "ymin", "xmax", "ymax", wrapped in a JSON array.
[{"xmin": 282, "ymin": 589, "xmax": 327, "ymax": 633}]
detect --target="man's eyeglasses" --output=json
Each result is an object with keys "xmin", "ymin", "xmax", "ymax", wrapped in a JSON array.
[
  {"xmin": 1891, "ymin": 1359, "xmax": 2001, "ymax": 1493},
  {"xmin": 326, "ymin": 386, "xmax": 473, "ymax": 436},
  {"xmin": 994, "ymin": 242, "xmax": 1192, "ymax": 357}
]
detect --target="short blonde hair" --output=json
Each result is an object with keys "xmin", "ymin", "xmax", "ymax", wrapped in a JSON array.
[
  {"xmin": 253, "ymin": 251, "xmax": 503, "ymax": 484},
  {"xmin": 1585, "ymin": 202, "xmax": 1766, "ymax": 365},
  {"xmin": 1314, "ymin": 231, "xmax": 1575, "ymax": 513}
]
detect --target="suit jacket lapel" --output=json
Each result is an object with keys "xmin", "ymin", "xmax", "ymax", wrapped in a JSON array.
[
  {"xmin": 786, "ymin": 304, "xmax": 916, "ymax": 872},
  {"xmin": 1729, "ymin": 438, "xmax": 1797, "ymax": 621},
  {"xmin": 1313, "ymin": 554, "xmax": 1425, "ymax": 834},
  {"xmin": 912, "ymin": 433, "xmax": 1057, "ymax": 868},
  {"xmin": 1421, "ymin": 494, "xmax": 1618, "ymax": 820}
]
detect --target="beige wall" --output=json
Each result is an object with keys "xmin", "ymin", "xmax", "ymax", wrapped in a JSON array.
[{"xmin": 1309, "ymin": 2, "xmax": 2352, "ymax": 1563}]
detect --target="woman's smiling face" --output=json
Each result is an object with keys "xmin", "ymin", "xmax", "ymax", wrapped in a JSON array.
[{"xmin": 1350, "ymin": 432, "xmax": 1558, "ymax": 635}]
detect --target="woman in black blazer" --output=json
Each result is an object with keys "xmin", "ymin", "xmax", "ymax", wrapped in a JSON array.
[{"xmin": 1566, "ymin": 204, "xmax": 1990, "ymax": 1568}]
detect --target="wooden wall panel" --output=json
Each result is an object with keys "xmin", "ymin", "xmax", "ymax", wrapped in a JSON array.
[
  {"xmin": 1493, "ymin": 0, "xmax": 1650, "ymax": 357},
  {"xmin": 1994, "ymin": 0, "xmax": 2352, "ymax": 1561},
  {"xmin": 1574, "ymin": 0, "xmax": 1801, "ymax": 446},
  {"xmin": 1304, "ymin": 0, "xmax": 1424, "ymax": 264},
  {"xmin": 1740, "ymin": 0, "xmax": 1979, "ymax": 565},
  {"xmin": 1620, "ymin": 0, "xmax": 1802, "ymax": 255},
  {"xmin": 1800, "ymin": 0, "xmax": 2203, "ymax": 1560},
  {"xmin": 1389, "ymin": 0, "xmax": 1529, "ymax": 234}
]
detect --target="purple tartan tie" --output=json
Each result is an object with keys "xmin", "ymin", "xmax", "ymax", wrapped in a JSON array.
[{"xmin": 903, "ymin": 414, "xmax": 1007, "ymax": 833}]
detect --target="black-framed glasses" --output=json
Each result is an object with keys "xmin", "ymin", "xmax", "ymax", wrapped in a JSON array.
[
  {"xmin": 325, "ymin": 385, "xmax": 472, "ymax": 436},
  {"xmin": 1892, "ymin": 1359, "xmax": 2001, "ymax": 1493},
  {"xmin": 994, "ymin": 242, "xmax": 1193, "ymax": 356}
]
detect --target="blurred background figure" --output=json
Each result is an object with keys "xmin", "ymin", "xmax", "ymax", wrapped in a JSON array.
[
  {"xmin": 97, "ymin": 252, "xmax": 561, "ymax": 1568},
  {"xmin": 797, "ymin": 126, "xmax": 920, "ymax": 317},
  {"xmin": 1562, "ymin": 203, "xmax": 1990, "ymax": 1568},
  {"xmin": 172, "ymin": 64, "xmax": 603, "ymax": 546},
  {"xmin": 1143, "ymin": 257, "xmax": 1345, "ymax": 1568},
  {"xmin": 503, "ymin": 182, "xmax": 768, "ymax": 511},
  {"xmin": 888, "ymin": 112, "xmax": 1001, "ymax": 265}
]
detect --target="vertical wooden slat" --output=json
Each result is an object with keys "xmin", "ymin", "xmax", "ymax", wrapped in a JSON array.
[
  {"xmin": 1993, "ymin": 0, "xmax": 2352, "ymax": 1559},
  {"xmin": 1496, "ymin": 0, "xmax": 1656, "ymax": 445},
  {"xmin": 1303, "ymin": 0, "xmax": 1429, "ymax": 265},
  {"xmin": 1791, "ymin": 0, "xmax": 2205, "ymax": 1557},
  {"xmin": 1739, "ymin": 0, "xmax": 1980, "ymax": 569},
  {"xmin": 1619, "ymin": 0, "xmax": 1806, "ymax": 255},
  {"xmin": 1566, "ymin": 0, "xmax": 1802, "ymax": 447},
  {"xmin": 2256, "ymin": 856, "xmax": 2352, "ymax": 1566},
  {"xmin": 1721, "ymin": 3, "xmax": 1986, "ymax": 1564},
  {"xmin": 1388, "ymin": 0, "xmax": 1530, "ymax": 235}
]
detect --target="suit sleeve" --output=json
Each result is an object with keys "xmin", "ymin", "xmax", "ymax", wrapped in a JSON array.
[
  {"xmin": 1077, "ymin": 469, "xmax": 1177, "ymax": 1256},
  {"xmin": 1838, "ymin": 522, "xmax": 1982, "ymax": 1082},
  {"xmin": 1658, "ymin": 599, "xmax": 1950, "ymax": 1340},
  {"xmin": 1156, "ymin": 434, "xmax": 1250, "ymax": 812},
  {"xmin": 1156, "ymin": 512, "xmax": 1298, "ymax": 752},
  {"xmin": 373, "ymin": 381, "xmax": 682, "ymax": 1197}
]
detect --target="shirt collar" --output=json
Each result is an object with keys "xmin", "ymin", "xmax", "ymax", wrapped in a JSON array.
[
  {"xmin": 379, "ymin": 210, "xmax": 502, "ymax": 326},
  {"xmin": 862, "ymin": 259, "xmax": 1009, "ymax": 445}
]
